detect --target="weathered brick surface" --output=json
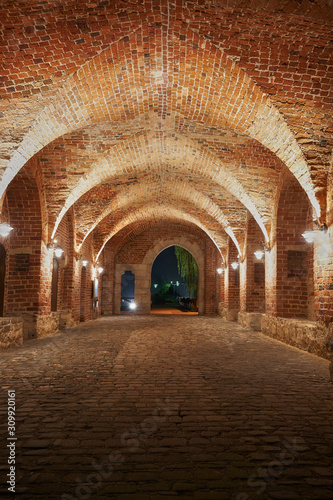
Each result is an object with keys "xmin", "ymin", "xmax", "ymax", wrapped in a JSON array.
[{"xmin": 275, "ymin": 174, "xmax": 313, "ymax": 319}]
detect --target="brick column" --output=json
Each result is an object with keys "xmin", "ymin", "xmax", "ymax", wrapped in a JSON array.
[
  {"xmin": 224, "ymin": 238, "xmax": 240, "ymax": 320},
  {"xmin": 240, "ymin": 214, "xmax": 266, "ymax": 313},
  {"xmin": 313, "ymin": 171, "xmax": 333, "ymax": 322}
]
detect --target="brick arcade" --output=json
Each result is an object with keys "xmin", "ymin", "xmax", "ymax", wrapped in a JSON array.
[
  {"xmin": 0, "ymin": 2, "xmax": 333, "ymax": 498},
  {"xmin": 0, "ymin": 1, "xmax": 332, "ymax": 355}
]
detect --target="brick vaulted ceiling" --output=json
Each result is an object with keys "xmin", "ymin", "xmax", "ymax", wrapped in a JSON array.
[{"xmin": 0, "ymin": 0, "xmax": 332, "ymax": 259}]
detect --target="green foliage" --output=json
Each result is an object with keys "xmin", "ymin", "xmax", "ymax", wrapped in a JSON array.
[
  {"xmin": 157, "ymin": 281, "xmax": 171, "ymax": 297},
  {"xmin": 174, "ymin": 246, "xmax": 198, "ymax": 298}
]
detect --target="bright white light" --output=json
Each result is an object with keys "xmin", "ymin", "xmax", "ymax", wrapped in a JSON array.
[
  {"xmin": 82, "ymin": 260, "xmax": 88, "ymax": 267},
  {"xmin": 54, "ymin": 247, "xmax": 64, "ymax": 258},
  {"xmin": 176, "ymin": 281, "xmax": 179, "ymax": 286},
  {"xmin": 129, "ymin": 302, "xmax": 136, "ymax": 310},
  {"xmin": 217, "ymin": 268, "xmax": 223, "ymax": 274},
  {"xmin": 0, "ymin": 223, "xmax": 14, "ymax": 237},
  {"xmin": 302, "ymin": 230, "xmax": 315, "ymax": 243},
  {"xmin": 231, "ymin": 262, "xmax": 239, "ymax": 270},
  {"xmin": 154, "ymin": 284, "xmax": 158, "ymax": 288},
  {"xmin": 98, "ymin": 267, "xmax": 104, "ymax": 274},
  {"xmin": 254, "ymin": 250, "xmax": 264, "ymax": 260}
]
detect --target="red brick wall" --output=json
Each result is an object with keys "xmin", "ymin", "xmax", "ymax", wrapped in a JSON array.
[
  {"xmin": 276, "ymin": 174, "xmax": 313, "ymax": 318},
  {"xmin": 76, "ymin": 234, "xmax": 95, "ymax": 322},
  {"xmin": 115, "ymin": 224, "xmax": 205, "ymax": 265},
  {"xmin": 241, "ymin": 214, "xmax": 266, "ymax": 313},
  {"xmin": 225, "ymin": 239, "xmax": 240, "ymax": 311},
  {"xmin": 204, "ymin": 239, "xmax": 218, "ymax": 315},
  {"xmin": 313, "ymin": 171, "xmax": 333, "ymax": 322},
  {"xmin": 5, "ymin": 166, "xmax": 44, "ymax": 336}
]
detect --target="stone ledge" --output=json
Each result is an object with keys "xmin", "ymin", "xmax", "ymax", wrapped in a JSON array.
[
  {"xmin": 218, "ymin": 306, "xmax": 239, "ymax": 322},
  {"xmin": 0, "ymin": 317, "xmax": 24, "ymax": 350},
  {"xmin": 238, "ymin": 311, "xmax": 262, "ymax": 332},
  {"xmin": 261, "ymin": 314, "xmax": 333, "ymax": 360},
  {"xmin": 36, "ymin": 312, "xmax": 60, "ymax": 339}
]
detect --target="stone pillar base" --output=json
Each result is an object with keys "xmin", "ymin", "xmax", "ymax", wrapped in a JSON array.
[
  {"xmin": 59, "ymin": 310, "xmax": 76, "ymax": 330},
  {"xmin": 36, "ymin": 312, "xmax": 60, "ymax": 338},
  {"xmin": 218, "ymin": 307, "xmax": 239, "ymax": 321},
  {"xmin": 238, "ymin": 312, "xmax": 262, "ymax": 332},
  {"xmin": 261, "ymin": 314, "xmax": 333, "ymax": 360},
  {"xmin": 0, "ymin": 317, "xmax": 24, "ymax": 350}
]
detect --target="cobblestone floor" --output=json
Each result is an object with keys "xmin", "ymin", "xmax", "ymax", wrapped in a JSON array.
[{"xmin": 0, "ymin": 315, "xmax": 332, "ymax": 500}]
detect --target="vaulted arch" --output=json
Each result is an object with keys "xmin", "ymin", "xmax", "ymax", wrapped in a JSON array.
[
  {"xmin": 76, "ymin": 179, "xmax": 242, "ymax": 254},
  {"xmin": 95, "ymin": 203, "xmax": 224, "ymax": 261},
  {"xmin": 52, "ymin": 133, "xmax": 270, "ymax": 243},
  {"xmin": 1, "ymin": 23, "xmax": 320, "ymax": 218}
]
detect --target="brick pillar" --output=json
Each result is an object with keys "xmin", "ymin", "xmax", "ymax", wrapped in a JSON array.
[
  {"xmin": 54, "ymin": 211, "xmax": 77, "ymax": 328},
  {"xmin": 5, "ymin": 168, "xmax": 47, "ymax": 339},
  {"xmin": 204, "ymin": 240, "xmax": 218, "ymax": 315},
  {"xmin": 265, "ymin": 243, "xmax": 277, "ymax": 316},
  {"xmin": 216, "ymin": 255, "xmax": 225, "ymax": 315},
  {"xmin": 313, "ymin": 171, "xmax": 333, "ymax": 322},
  {"xmin": 224, "ymin": 238, "xmax": 240, "ymax": 320},
  {"xmin": 240, "ymin": 214, "xmax": 266, "ymax": 313},
  {"xmin": 274, "ymin": 174, "xmax": 313, "ymax": 319}
]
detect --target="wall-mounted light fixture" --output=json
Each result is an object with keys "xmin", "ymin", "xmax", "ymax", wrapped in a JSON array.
[
  {"xmin": 129, "ymin": 302, "xmax": 137, "ymax": 310},
  {"xmin": 302, "ymin": 230, "xmax": 316, "ymax": 243},
  {"xmin": 302, "ymin": 221, "xmax": 327, "ymax": 243},
  {"xmin": 231, "ymin": 253, "xmax": 244, "ymax": 270},
  {"xmin": 54, "ymin": 246, "xmax": 64, "ymax": 258},
  {"xmin": 254, "ymin": 250, "xmax": 264, "ymax": 260},
  {"xmin": 47, "ymin": 239, "xmax": 64, "ymax": 258},
  {"xmin": 82, "ymin": 260, "xmax": 88, "ymax": 267},
  {"xmin": 97, "ymin": 267, "xmax": 104, "ymax": 274},
  {"xmin": 217, "ymin": 268, "xmax": 223, "ymax": 274},
  {"xmin": 154, "ymin": 283, "xmax": 158, "ymax": 288},
  {"xmin": 0, "ymin": 222, "xmax": 14, "ymax": 237}
]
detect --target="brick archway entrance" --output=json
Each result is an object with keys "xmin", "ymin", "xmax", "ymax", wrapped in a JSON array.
[
  {"xmin": 113, "ymin": 237, "xmax": 205, "ymax": 315},
  {"xmin": 144, "ymin": 238, "xmax": 205, "ymax": 315}
]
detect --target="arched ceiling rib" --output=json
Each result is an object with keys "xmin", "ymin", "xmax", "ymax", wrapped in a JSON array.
[
  {"xmin": 74, "ymin": 179, "xmax": 243, "ymax": 254},
  {"xmin": 51, "ymin": 132, "xmax": 271, "ymax": 242},
  {"xmin": 39, "ymin": 119, "xmax": 283, "ymax": 235},
  {"xmin": 1, "ymin": 22, "xmax": 321, "ymax": 218},
  {"xmin": 91, "ymin": 202, "xmax": 228, "ymax": 261}
]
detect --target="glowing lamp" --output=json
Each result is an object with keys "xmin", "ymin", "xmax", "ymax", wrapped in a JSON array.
[
  {"xmin": 54, "ymin": 246, "xmax": 64, "ymax": 258},
  {"xmin": 217, "ymin": 268, "xmax": 223, "ymax": 274},
  {"xmin": 231, "ymin": 262, "xmax": 239, "ymax": 270},
  {"xmin": 0, "ymin": 223, "xmax": 14, "ymax": 237},
  {"xmin": 129, "ymin": 302, "xmax": 136, "ymax": 310},
  {"xmin": 302, "ymin": 230, "xmax": 316, "ymax": 243},
  {"xmin": 82, "ymin": 260, "xmax": 88, "ymax": 267},
  {"xmin": 98, "ymin": 267, "xmax": 104, "ymax": 274},
  {"xmin": 254, "ymin": 250, "xmax": 264, "ymax": 260}
]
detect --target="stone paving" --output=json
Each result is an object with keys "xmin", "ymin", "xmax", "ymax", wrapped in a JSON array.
[{"xmin": 0, "ymin": 315, "xmax": 332, "ymax": 500}]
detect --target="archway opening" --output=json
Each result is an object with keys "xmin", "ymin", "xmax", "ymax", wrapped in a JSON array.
[
  {"xmin": 151, "ymin": 246, "xmax": 198, "ymax": 315},
  {"xmin": 121, "ymin": 270, "xmax": 135, "ymax": 312}
]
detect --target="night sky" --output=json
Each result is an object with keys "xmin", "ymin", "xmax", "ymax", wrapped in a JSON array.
[{"xmin": 151, "ymin": 246, "xmax": 189, "ymax": 296}]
